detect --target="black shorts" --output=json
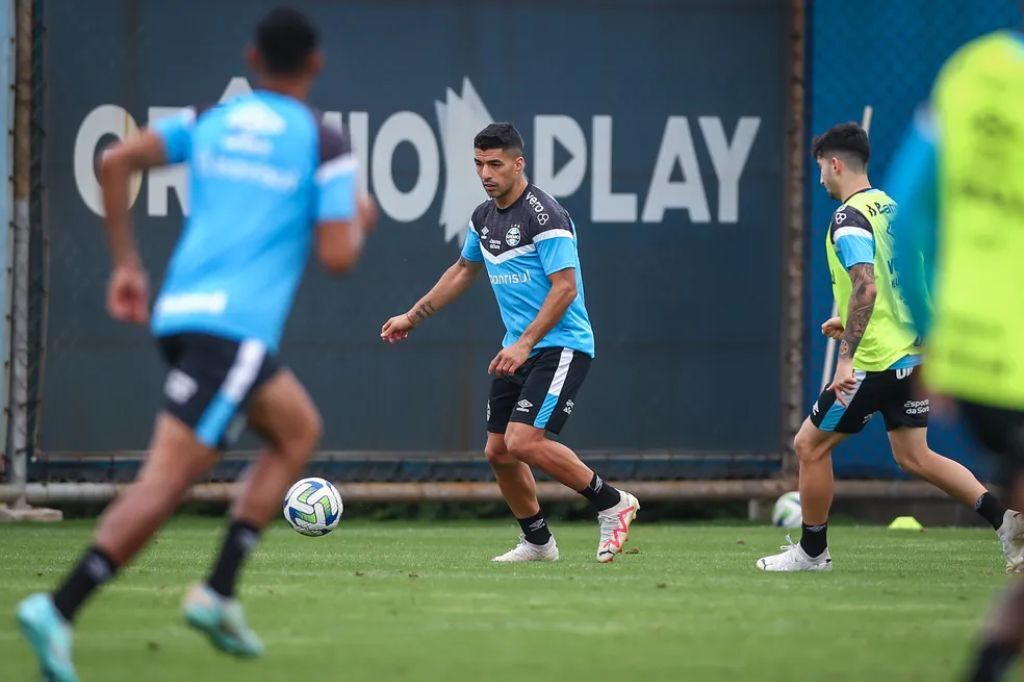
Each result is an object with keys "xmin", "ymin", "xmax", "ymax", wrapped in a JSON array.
[
  {"xmin": 959, "ymin": 401, "xmax": 1024, "ymax": 472},
  {"xmin": 158, "ymin": 333, "xmax": 280, "ymax": 449},
  {"xmin": 487, "ymin": 347, "xmax": 591, "ymax": 434},
  {"xmin": 809, "ymin": 365, "xmax": 929, "ymax": 434}
]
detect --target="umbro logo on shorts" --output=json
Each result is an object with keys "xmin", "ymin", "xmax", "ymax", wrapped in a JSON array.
[
  {"xmin": 515, "ymin": 399, "xmax": 534, "ymax": 413},
  {"xmin": 164, "ymin": 369, "xmax": 198, "ymax": 405},
  {"xmin": 564, "ymin": 399, "xmax": 575, "ymax": 415}
]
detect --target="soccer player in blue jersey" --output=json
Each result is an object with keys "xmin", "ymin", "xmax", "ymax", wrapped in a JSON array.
[
  {"xmin": 16, "ymin": 8, "xmax": 376, "ymax": 680},
  {"xmin": 381, "ymin": 122, "xmax": 639, "ymax": 563}
]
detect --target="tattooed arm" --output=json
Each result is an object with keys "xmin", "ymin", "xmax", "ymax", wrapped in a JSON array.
[
  {"xmin": 381, "ymin": 256, "xmax": 483, "ymax": 342},
  {"xmin": 829, "ymin": 263, "xmax": 878, "ymax": 393},
  {"xmin": 839, "ymin": 263, "xmax": 878, "ymax": 360}
]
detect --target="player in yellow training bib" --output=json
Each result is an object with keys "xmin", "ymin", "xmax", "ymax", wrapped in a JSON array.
[
  {"xmin": 756, "ymin": 122, "xmax": 1022, "ymax": 573},
  {"xmin": 889, "ymin": 27, "xmax": 1024, "ymax": 682}
]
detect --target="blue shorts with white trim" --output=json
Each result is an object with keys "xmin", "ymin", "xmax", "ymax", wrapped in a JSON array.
[
  {"xmin": 158, "ymin": 333, "xmax": 280, "ymax": 449},
  {"xmin": 487, "ymin": 346, "xmax": 591, "ymax": 435}
]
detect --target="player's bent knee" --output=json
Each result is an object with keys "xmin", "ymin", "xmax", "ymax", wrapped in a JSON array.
[
  {"xmin": 794, "ymin": 431, "xmax": 827, "ymax": 464},
  {"xmin": 484, "ymin": 442, "xmax": 515, "ymax": 467},
  {"xmin": 892, "ymin": 448, "xmax": 927, "ymax": 476},
  {"xmin": 269, "ymin": 408, "xmax": 321, "ymax": 469},
  {"xmin": 503, "ymin": 427, "xmax": 543, "ymax": 464},
  {"xmin": 289, "ymin": 409, "xmax": 322, "ymax": 460},
  {"xmin": 305, "ymin": 407, "xmax": 324, "ymax": 449}
]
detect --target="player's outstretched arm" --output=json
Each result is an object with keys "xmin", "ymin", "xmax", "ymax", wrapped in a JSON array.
[
  {"xmin": 99, "ymin": 130, "xmax": 168, "ymax": 324},
  {"xmin": 489, "ymin": 268, "xmax": 577, "ymax": 377},
  {"xmin": 827, "ymin": 263, "xmax": 877, "ymax": 393},
  {"xmin": 380, "ymin": 256, "xmax": 483, "ymax": 343},
  {"xmin": 316, "ymin": 192, "xmax": 378, "ymax": 274}
]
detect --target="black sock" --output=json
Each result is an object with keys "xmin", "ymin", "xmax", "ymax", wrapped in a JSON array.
[
  {"xmin": 206, "ymin": 520, "xmax": 262, "ymax": 599},
  {"xmin": 800, "ymin": 522, "xmax": 828, "ymax": 558},
  {"xmin": 52, "ymin": 546, "xmax": 117, "ymax": 623},
  {"xmin": 577, "ymin": 473, "xmax": 622, "ymax": 512},
  {"xmin": 517, "ymin": 511, "xmax": 552, "ymax": 545},
  {"xmin": 976, "ymin": 492, "xmax": 1009, "ymax": 531},
  {"xmin": 968, "ymin": 641, "xmax": 1018, "ymax": 682}
]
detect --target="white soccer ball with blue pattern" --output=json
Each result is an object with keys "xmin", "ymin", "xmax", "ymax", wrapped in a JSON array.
[
  {"xmin": 283, "ymin": 477, "xmax": 343, "ymax": 536},
  {"xmin": 771, "ymin": 491, "xmax": 802, "ymax": 528}
]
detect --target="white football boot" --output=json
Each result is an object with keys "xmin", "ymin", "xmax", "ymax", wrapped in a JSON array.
[
  {"xmin": 596, "ymin": 491, "xmax": 640, "ymax": 563},
  {"xmin": 756, "ymin": 536, "xmax": 832, "ymax": 572},
  {"xmin": 997, "ymin": 510, "xmax": 1024, "ymax": 573},
  {"xmin": 491, "ymin": 535, "xmax": 559, "ymax": 562}
]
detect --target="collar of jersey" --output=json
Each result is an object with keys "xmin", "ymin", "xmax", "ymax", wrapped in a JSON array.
[
  {"xmin": 495, "ymin": 183, "xmax": 532, "ymax": 213},
  {"xmin": 841, "ymin": 186, "xmax": 875, "ymax": 204}
]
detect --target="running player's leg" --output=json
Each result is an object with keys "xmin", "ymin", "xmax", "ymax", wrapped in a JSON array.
[
  {"xmin": 757, "ymin": 375, "xmax": 867, "ymax": 571},
  {"xmin": 970, "ymin": 577, "xmax": 1024, "ymax": 682},
  {"xmin": 94, "ymin": 415, "xmax": 218, "ymax": 566},
  {"xmin": 888, "ymin": 427, "xmax": 989, "ymax": 506},
  {"xmin": 503, "ymin": 422, "xmax": 637, "ymax": 562},
  {"xmin": 485, "ymin": 432, "xmax": 558, "ymax": 561},
  {"xmin": 499, "ymin": 348, "xmax": 601, "ymax": 492},
  {"xmin": 485, "ymin": 375, "xmax": 543, "ymax": 519},
  {"xmin": 503, "ymin": 423, "xmax": 592, "ymax": 491},
  {"xmin": 485, "ymin": 375, "xmax": 556, "ymax": 561},
  {"xmin": 882, "ymin": 368, "xmax": 1017, "ymax": 560},
  {"xmin": 183, "ymin": 369, "xmax": 320, "ymax": 656},
  {"xmin": 501, "ymin": 348, "xmax": 637, "ymax": 562},
  {"xmin": 485, "ymin": 432, "xmax": 541, "ymax": 519},
  {"xmin": 754, "ymin": 417, "xmax": 845, "ymax": 570},
  {"xmin": 794, "ymin": 417, "xmax": 847, "ymax": 532},
  {"xmin": 17, "ymin": 413, "xmax": 217, "ymax": 682},
  {"xmin": 232, "ymin": 369, "xmax": 321, "ymax": 531},
  {"xmin": 961, "ymin": 405, "xmax": 1024, "ymax": 681}
]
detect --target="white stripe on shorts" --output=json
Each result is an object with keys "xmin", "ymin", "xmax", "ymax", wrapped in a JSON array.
[
  {"xmin": 222, "ymin": 339, "xmax": 267, "ymax": 402},
  {"xmin": 548, "ymin": 348, "xmax": 575, "ymax": 397}
]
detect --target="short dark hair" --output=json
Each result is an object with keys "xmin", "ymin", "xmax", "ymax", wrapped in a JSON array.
[
  {"xmin": 474, "ymin": 122, "xmax": 524, "ymax": 155},
  {"xmin": 255, "ymin": 7, "xmax": 319, "ymax": 76},
  {"xmin": 812, "ymin": 122, "xmax": 870, "ymax": 168}
]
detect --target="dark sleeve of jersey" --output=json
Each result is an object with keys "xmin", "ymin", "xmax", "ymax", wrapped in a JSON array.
[
  {"xmin": 470, "ymin": 204, "xmax": 487, "ymax": 232},
  {"xmin": 314, "ymin": 123, "xmax": 358, "ymax": 222},
  {"xmin": 317, "ymin": 124, "xmax": 353, "ymax": 165},
  {"xmin": 526, "ymin": 196, "xmax": 574, "ymax": 240},
  {"xmin": 828, "ymin": 206, "xmax": 873, "ymax": 242}
]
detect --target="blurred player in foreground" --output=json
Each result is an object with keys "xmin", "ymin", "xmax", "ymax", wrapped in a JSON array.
[
  {"xmin": 888, "ymin": 25, "xmax": 1024, "ymax": 682},
  {"xmin": 17, "ymin": 8, "xmax": 376, "ymax": 680}
]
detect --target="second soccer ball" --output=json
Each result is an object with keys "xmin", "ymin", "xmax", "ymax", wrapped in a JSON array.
[{"xmin": 771, "ymin": 491, "xmax": 802, "ymax": 529}]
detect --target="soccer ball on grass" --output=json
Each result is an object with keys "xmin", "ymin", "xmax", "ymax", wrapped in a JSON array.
[{"xmin": 283, "ymin": 477, "xmax": 343, "ymax": 536}]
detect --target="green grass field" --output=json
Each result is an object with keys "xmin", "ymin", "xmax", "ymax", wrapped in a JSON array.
[{"xmin": 0, "ymin": 518, "xmax": 1013, "ymax": 681}]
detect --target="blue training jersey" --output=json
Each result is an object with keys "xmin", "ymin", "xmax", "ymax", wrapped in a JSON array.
[
  {"xmin": 150, "ymin": 91, "xmax": 358, "ymax": 351},
  {"xmin": 460, "ymin": 184, "xmax": 595, "ymax": 357}
]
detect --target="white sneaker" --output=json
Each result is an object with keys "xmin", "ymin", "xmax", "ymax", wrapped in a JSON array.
[
  {"xmin": 756, "ymin": 536, "xmax": 832, "ymax": 572},
  {"xmin": 997, "ymin": 510, "xmax": 1024, "ymax": 573},
  {"xmin": 596, "ymin": 491, "xmax": 640, "ymax": 563},
  {"xmin": 491, "ymin": 535, "xmax": 559, "ymax": 562}
]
